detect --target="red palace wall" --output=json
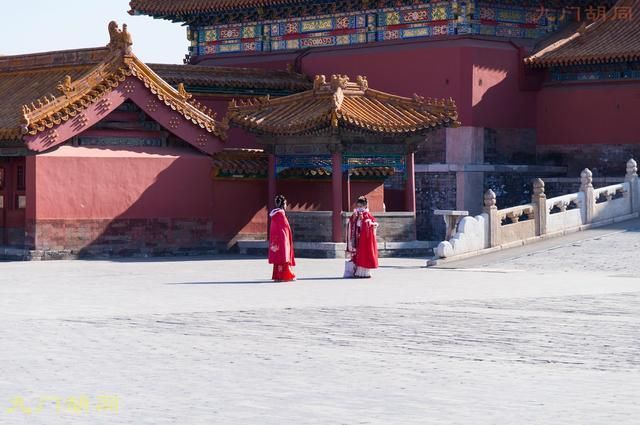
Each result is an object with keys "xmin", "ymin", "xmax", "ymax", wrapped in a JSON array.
[
  {"xmin": 535, "ymin": 81, "xmax": 640, "ymax": 175},
  {"xmin": 537, "ymin": 81, "xmax": 640, "ymax": 146},
  {"xmin": 275, "ymin": 179, "xmax": 385, "ymax": 212},
  {"xmin": 212, "ymin": 179, "xmax": 268, "ymax": 242},
  {"xmin": 195, "ymin": 38, "xmax": 536, "ymax": 129},
  {"xmin": 349, "ymin": 181, "xmax": 385, "ymax": 212},
  {"xmin": 29, "ymin": 146, "xmax": 219, "ymax": 256}
]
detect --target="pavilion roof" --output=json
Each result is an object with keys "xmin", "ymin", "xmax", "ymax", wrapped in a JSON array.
[
  {"xmin": 525, "ymin": 0, "xmax": 640, "ymax": 67},
  {"xmin": 211, "ymin": 148, "xmax": 267, "ymax": 177},
  {"xmin": 0, "ymin": 22, "xmax": 226, "ymax": 143},
  {"xmin": 227, "ymin": 74, "xmax": 459, "ymax": 137}
]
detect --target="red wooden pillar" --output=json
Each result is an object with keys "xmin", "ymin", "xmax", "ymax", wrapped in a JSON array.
[
  {"xmin": 405, "ymin": 152, "xmax": 416, "ymax": 214},
  {"xmin": 345, "ymin": 170, "xmax": 351, "ymax": 213},
  {"xmin": 268, "ymin": 154, "xmax": 276, "ymax": 211},
  {"xmin": 267, "ymin": 153, "xmax": 276, "ymax": 239},
  {"xmin": 331, "ymin": 150, "xmax": 343, "ymax": 242}
]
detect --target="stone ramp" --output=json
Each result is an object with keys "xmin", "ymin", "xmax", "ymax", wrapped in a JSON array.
[{"xmin": 430, "ymin": 217, "xmax": 640, "ymax": 271}]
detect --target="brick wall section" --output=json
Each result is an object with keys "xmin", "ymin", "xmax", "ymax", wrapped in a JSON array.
[
  {"xmin": 484, "ymin": 171, "xmax": 568, "ymax": 209},
  {"xmin": 415, "ymin": 172, "xmax": 457, "ymax": 241},
  {"xmin": 485, "ymin": 128, "xmax": 537, "ymax": 164},
  {"xmin": 543, "ymin": 177, "xmax": 625, "ymax": 199},
  {"xmin": 285, "ymin": 211, "xmax": 332, "ymax": 242},
  {"xmin": 370, "ymin": 213, "xmax": 415, "ymax": 242},
  {"xmin": 538, "ymin": 144, "xmax": 640, "ymax": 176},
  {"xmin": 415, "ymin": 129, "xmax": 446, "ymax": 164},
  {"xmin": 283, "ymin": 211, "xmax": 417, "ymax": 242},
  {"xmin": 30, "ymin": 218, "xmax": 218, "ymax": 258},
  {"xmin": 342, "ymin": 212, "xmax": 416, "ymax": 242}
]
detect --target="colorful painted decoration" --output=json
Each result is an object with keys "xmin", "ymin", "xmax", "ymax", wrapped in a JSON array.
[{"xmin": 188, "ymin": 2, "xmax": 562, "ymax": 58}]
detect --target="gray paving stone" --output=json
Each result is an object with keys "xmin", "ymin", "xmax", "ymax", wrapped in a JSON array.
[{"xmin": 0, "ymin": 256, "xmax": 638, "ymax": 424}]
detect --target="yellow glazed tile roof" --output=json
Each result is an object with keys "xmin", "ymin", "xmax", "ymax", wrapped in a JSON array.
[
  {"xmin": 0, "ymin": 22, "xmax": 225, "ymax": 141},
  {"xmin": 525, "ymin": 0, "xmax": 640, "ymax": 67},
  {"xmin": 129, "ymin": 0, "xmax": 305, "ymax": 15},
  {"xmin": 227, "ymin": 74, "xmax": 460, "ymax": 136}
]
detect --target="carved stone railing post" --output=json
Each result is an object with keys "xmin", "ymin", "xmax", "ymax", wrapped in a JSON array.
[
  {"xmin": 625, "ymin": 158, "xmax": 639, "ymax": 213},
  {"xmin": 532, "ymin": 178, "xmax": 547, "ymax": 236},
  {"xmin": 580, "ymin": 168, "xmax": 594, "ymax": 224},
  {"xmin": 483, "ymin": 189, "xmax": 499, "ymax": 247}
]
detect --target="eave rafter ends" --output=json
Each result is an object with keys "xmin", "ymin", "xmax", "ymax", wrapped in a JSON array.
[
  {"xmin": 227, "ymin": 74, "xmax": 460, "ymax": 136},
  {"xmin": 17, "ymin": 21, "xmax": 227, "ymax": 141}
]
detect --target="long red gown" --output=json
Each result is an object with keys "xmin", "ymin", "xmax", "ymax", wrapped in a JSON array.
[
  {"xmin": 346, "ymin": 209, "xmax": 379, "ymax": 277},
  {"xmin": 268, "ymin": 208, "xmax": 296, "ymax": 281}
]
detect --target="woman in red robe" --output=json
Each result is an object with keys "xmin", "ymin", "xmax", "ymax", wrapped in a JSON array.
[
  {"xmin": 268, "ymin": 195, "xmax": 296, "ymax": 282},
  {"xmin": 345, "ymin": 196, "xmax": 379, "ymax": 278}
]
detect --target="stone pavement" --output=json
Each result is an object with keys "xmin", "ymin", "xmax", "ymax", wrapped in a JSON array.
[{"xmin": 0, "ymin": 252, "xmax": 639, "ymax": 424}]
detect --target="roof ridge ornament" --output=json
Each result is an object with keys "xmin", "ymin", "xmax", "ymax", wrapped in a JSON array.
[
  {"xmin": 356, "ymin": 75, "xmax": 368, "ymax": 91},
  {"xmin": 313, "ymin": 75, "xmax": 326, "ymax": 90},
  {"xmin": 107, "ymin": 21, "xmax": 133, "ymax": 55},
  {"xmin": 177, "ymin": 82, "xmax": 192, "ymax": 100},
  {"xmin": 57, "ymin": 75, "xmax": 76, "ymax": 97},
  {"xmin": 330, "ymin": 74, "xmax": 349, "ymax": 90}
]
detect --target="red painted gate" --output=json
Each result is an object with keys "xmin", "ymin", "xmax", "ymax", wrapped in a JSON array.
[{"xmin": 0, "ymin": 157, "xmax": 27, "ymax": 246}]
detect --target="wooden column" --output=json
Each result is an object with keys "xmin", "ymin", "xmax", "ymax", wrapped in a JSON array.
[
  {"xmin": 405, "ymin": 151, "xmax": 416, "ymax": 213},
  {"xmin": 331, "ymin": 149, "xmax": 343, "ymax": 243},
  {"xmin": 268, "ymin": 154, "xmax": 276, "ymax": 211}
]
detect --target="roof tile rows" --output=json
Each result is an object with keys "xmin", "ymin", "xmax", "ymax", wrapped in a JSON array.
[
  {"xmin": 228, "ymin": 74, "xmax": 459, "ymax": 136},
  {"xmin": 0, "ymin": 34, "xmax": 309, "ymax": 142},
  {"xmin": 129, "ymin": 0, "xmax": 305, "ymax": 15},
  {"xmin": 525, "ymin": 0, "xmax": 640, "ymax": 67},
  {"xmin": 0, "ymin": 22, "xmax": 225, "ymax": 142},
  {"xmin": 149, "ymin": 63, "xmax": 311, "ymax": 91}
]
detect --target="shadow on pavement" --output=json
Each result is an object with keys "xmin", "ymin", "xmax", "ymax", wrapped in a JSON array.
[
  {"xmin": 166, "ymin": 280, "xmax": 275, "ymax": 285},
  {"xmin": 80, "ymin": 254, "xmax": 264, "ymax": 264}
]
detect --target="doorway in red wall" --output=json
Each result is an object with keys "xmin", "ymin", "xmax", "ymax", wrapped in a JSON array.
[{"xmin": 0, "ymin": 157, "xmax": 26, "ymax": 246}]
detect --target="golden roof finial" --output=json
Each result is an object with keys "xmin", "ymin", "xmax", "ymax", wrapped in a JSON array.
[
  {"xmin": 313, "ymin": 75, "xmax": 326, "ymax": 90},
  {"xmin": 177, "ymin": 83, "xmax": 192, "ymax": 100},
  {"xmin": 20, "ymin": 106, "xmax": 30, "ymax": 133},
  {"xmin": 330, "ymin": 74, "xmax": 349, "ymax": 90},
  {"xmin": 57, "ymin": 75, "xmax": 75, "ymax": 96},
  {"xmin": 413, "ymin": 93, "xmax": 425, "ymax": 104},
  {"xmin": 108, "ymin": 21, "xmax": 133, "ymax": 54},
  {"xmin": 356, "ymin": 75, "xmax": 368, "ymax": 90}
]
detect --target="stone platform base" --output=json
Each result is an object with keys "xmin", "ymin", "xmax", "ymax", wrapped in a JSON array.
[
  {"xmin": 0, "ymin": 241, "xmax": 435, "ymax": 261},
  {"xmin": 0, "ymin": 246, "xmax": 32, "ymax": 261},
  {"xmin": 0, "ymin": 246, "xmax": 223, "ymax": 261},
  {"xmin": 237, "ymin": 240, "xmax": 435, "ymax": 259}
]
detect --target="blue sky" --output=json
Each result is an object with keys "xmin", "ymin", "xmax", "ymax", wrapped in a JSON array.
[{"xmin": 1, "ymin": 0, "xmax": 186, "ymax": 63}]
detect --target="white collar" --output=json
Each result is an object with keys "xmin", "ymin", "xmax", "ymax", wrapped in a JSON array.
[{"xmin": 270, "ymin": 208, "xmax": 284, "ymax": 217}]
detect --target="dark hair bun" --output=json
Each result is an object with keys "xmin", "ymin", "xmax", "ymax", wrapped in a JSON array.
[{"xmin": 275, "ymin": 195, "xmax": 287, "ymax": 208}]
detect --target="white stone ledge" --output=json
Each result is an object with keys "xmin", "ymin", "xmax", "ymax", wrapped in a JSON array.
[{"xmin": 427, "ymin": 212, "xmax": 640, "ymax": 267}]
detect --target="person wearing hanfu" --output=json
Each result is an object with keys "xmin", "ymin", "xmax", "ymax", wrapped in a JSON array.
[
  {"xmin": 345, "ymin": 196, "xmax": 379, "ymax": 278},
  {"xmin": 268, "ymin": 195, "xmax": 296, "ymax": 282}
]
